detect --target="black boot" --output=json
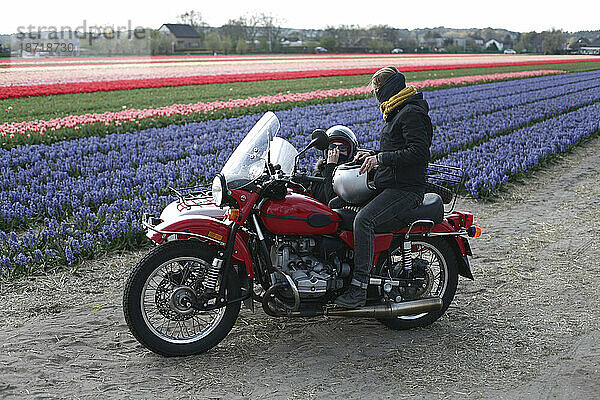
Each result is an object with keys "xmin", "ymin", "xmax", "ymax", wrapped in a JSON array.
[{"xmin": 334, "ymin": 281, "xmax": 367, "ymax": 308}]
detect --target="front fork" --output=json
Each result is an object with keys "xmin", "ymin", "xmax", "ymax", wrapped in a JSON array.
[{"xmin": 187, "ymin": 222, "xmax": 249, "ymax": 311}]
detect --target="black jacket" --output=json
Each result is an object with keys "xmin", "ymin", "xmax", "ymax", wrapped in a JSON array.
[
  {"xmin": 373, "ymin": 93, "xmax": 433, "ymax": 194},
  {"xmin": 310, "ymin": 159, "xmax": 337, "ymax": 205}
]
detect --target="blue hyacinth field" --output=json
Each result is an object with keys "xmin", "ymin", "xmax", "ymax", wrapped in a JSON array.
[{"xmin": 1, "ymin": 69, "xmax": 600, "ymax": 277}]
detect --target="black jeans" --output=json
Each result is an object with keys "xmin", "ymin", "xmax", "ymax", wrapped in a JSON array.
[{"xmin": 352, "ymin": 189, "xmax": 423, "ymax": 286}]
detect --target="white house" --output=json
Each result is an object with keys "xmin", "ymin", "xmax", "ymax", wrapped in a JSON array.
[
  {"xmin": 485, "ymin": 39, "xmax": 504, "ymax": 51},
  {"xmin": 579, "ymin": 45, "xmax": 600, "ymax": 55}
]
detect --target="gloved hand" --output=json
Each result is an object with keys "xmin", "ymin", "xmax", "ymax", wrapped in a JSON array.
[
  {"xmin": 359, "ymin": 155, "xmax": 378, "ymax": 174},
  {"xmin": 327, "ymin": 148, "xmax": 340, "ymax": 164},
  {"xmin": 353, "ymin": 150, "xmax": 370, "ymax": 162}
]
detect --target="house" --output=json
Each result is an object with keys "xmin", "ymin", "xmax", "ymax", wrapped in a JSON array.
[
  {"xmin": 158, "ymin": 24, "xmax": 202, "ymax": 49},
  {"xmin": 469, "ymin": 35, "xmax": 484, "ymax": 46},
  {"xmin": 579, "ymin": 41, "xmax": 600, "ymax": 55},
  {"xmin": 280, "ymin": 38, "xmax": 304, "ymax": 47},
  {"xmin": 453, "ymin": 38, "xmax": 467, "ymax": 48},
  {"xmin": 565, "ymin": 37, "xmax": 598, "ymax": 54},
  {"xmin": 418, "ymin": 35, "xmax": 444, "ymax": 48},
  {"xmin": 485, "ymin": 39, "xmax": 504, "ymax": 51},
  {"xmin": 570, "ymin": 37, "xmax": 591, "ymax": 49}
]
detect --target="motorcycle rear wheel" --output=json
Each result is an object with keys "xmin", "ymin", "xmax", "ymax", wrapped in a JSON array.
[
  {"xmin": 377, "ymin": 238, "xmax": 458, "ymax": 330},
  {"xmin": 123, "ymin": 240, "xmax": 241, "ymax": 356}
]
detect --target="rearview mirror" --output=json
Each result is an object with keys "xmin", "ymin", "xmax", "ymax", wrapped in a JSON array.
[
  {"xmin": 311, "ymin": 129, "xmax": 329, "ymax": 151},
  {"xmin": 293, "ymin": 128, "xmax": 330, "ymax": 174}
]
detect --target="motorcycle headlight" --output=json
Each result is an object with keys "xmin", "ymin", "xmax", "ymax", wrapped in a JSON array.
[{"xmin": 212, "ymin": 175, "xmax": 226, "ymax": 206}]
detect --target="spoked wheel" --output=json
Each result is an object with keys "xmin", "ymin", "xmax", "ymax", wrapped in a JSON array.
[
  {"xmin": 123, "ymin": 241, "xmax": 241, "ymax": 356},
  {"xmin": 377, "ymin": 238, "xmax": 458, "ymax": 330}
]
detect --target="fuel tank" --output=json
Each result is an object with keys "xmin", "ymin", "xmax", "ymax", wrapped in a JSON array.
[{"xmin": 259, "ymin": 193, "xmax": 341, "ymax": 235}]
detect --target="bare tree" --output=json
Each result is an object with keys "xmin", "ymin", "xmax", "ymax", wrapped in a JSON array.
[
  {"xmin": 368, "ymin": 25, "xmax": 399, "ymax": 45},
  {"xmin": 244, "ymin": 14, "xmax": 262, "ymax": 50},
  {"xmin": 220, "ymin": 18, "xmax": 247, "ymax": 44},
  {"xmin": 324, "ymin": 25, "xmax": 365, "ymax": 49},
  {"xmin": 177, "ymin": 10, "xmax": 206, "ymax": 29},
  {"xmin": 177, "ymin": 10, "xmax": 207, "ymax": 40},
  {"xmin": 258, "ymin": 13, "xmax": 282, "ymax": 52}
]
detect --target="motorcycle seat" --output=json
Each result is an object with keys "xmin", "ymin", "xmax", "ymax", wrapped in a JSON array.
[{"xmin": 333, "ymin": 193, "xmax": 444, "ymax": 233}]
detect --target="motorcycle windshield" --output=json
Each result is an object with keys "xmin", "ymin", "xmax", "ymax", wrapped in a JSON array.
[
  {"xmin": 269, "ymin": 137, "xmax": 298, "ymax": 177},
  {"xmin": 220, "ymin": 112, "xmax": 280, "ymax": 189}
]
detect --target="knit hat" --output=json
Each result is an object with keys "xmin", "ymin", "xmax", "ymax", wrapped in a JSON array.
[{"xmin": 375, "ymin": 72, "xmax": 406, "ymax": 103}]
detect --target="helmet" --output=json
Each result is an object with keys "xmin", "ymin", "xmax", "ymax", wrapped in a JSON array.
[
  {"xmin": 332, "ymin": 164, "xmax": 376, "ymax": 205},
  {"xmin": 325, "ymin": 125, "xmax": 358, "ymax": 163}
]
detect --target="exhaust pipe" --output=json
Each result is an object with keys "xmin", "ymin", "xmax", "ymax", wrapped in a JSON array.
[
  {"xmin": 325, "ymin": 297, "xmax": 443, "ymax": 318},
  {"xmin": 264, "ymin": 291, "xmax": 444, "ymax": 318}
]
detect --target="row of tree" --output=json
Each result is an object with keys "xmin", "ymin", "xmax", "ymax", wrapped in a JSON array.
[
  {"xmin": 166, "ymin": 11, "xmax": 284, "ymax": 54},
  {"xmin": 155, "ymin": 11, "xmax": 594, "ymax": 55},
  {"xmin": 514, "ymin": 30, "xmax": 570, "ymax": 53}
]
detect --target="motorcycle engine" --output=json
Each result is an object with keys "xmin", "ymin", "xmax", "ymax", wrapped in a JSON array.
[{"xmin": 270, "ymin": 237, "xmax": 348, "ymax": 298}]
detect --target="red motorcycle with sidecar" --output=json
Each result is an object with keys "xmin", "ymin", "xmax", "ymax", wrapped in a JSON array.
[{"xmin": 123, "ymin": 112, "xmax": 481, "ymax": 356}]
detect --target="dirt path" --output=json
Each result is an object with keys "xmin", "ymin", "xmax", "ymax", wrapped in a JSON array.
[{"xmin": 1, "ymin": 137, "xmax": 599, "ymax": 399}]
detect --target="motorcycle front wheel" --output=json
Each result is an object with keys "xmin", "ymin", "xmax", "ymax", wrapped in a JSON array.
[
  {"xmin": 123, "ymin": 240, "xmax": 241, "ymax": 356},
  {"xmin": 377, "ymin": 237, "xmax": 458, "ymax": 330}
]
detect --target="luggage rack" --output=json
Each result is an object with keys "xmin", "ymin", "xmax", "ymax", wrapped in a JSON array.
[
  {"xmin": 425, "ymin": 163, "xmax": 465, "ymax": 213},
  {"xmin": 168, "ymin": 185, "xmax": 213, "ymax": 210}
]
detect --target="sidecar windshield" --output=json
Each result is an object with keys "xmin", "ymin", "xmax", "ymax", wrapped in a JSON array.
[{"xmin": 220, "ymin": 112, "xmax": 280, "ymax": 189}]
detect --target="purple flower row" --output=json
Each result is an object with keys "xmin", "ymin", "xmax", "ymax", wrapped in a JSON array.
[
  {"xmin": 422, "ymin": 70, "xmax": 600, "ymax": 107},
  {"xmin": 428, "ymin": 74, "xmax": 600, "ymax": 124},
  {"xmin": 438, "ymin": 101, "xmax": 600, "ymax": 197},
  {"xmin": 430, "ymin": 83, "xmax": 600, "ymax": 156}
]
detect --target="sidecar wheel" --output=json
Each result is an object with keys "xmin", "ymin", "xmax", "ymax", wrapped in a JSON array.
[
  {"xmin": 378, "ymin": 238, "xmax": 458, "ymax": 330},
  {"xmin": 123, "ymin": 240, "xmax": 241, "ymax": 356}
]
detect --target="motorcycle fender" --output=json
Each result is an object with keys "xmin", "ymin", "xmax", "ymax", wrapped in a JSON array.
[
  {"xmin": 148, "ymin": 215, "xmax": 254, "ymax": 277},
  {"xmin": 457, "ymin": 237, "xmax": 474, "ymax": 280},
  {"xmin": 459, "ymin": 254, "xmax": 474, "ymax": 280},
  {"xmin": 446, "ymin": 235, "xmax": 473, "ymax": 280}
]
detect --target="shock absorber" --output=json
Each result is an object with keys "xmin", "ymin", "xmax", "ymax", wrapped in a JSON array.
[
  {"xmin": 204, "ymin": 255, "xmax": 224, "ymax": 291},
  {"xmin": 402, "ymin": 240, "xmax": 412, "ymax": 271},
  {"xmin": 204, "ymin": 222, "xmax": 240, "ymax": 292}
]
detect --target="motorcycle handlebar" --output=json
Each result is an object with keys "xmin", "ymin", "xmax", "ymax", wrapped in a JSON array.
[{"xmin": 292, "ymin": 173, "xmax": 325, "ymax": 183}]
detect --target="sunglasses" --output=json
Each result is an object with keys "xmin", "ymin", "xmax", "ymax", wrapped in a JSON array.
[{"xmin": 328, "ymin": 143, "xmax": 349, "ymax": 152}]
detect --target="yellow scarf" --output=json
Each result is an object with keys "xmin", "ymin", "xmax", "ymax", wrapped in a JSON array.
[{"xmin": 379, "ymin": 85, "xmax": 418, "ymax": 120}]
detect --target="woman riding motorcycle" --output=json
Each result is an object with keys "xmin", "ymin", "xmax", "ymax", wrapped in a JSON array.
[
  {"xmin": 309, "ymin": 125, "xmax": 358, "ymax": 205},
  {"xmin": 334, "ymin": 66, "xmax": 434, "ymax": 308}
]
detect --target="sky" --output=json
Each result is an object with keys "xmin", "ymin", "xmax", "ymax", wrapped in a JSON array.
[{"xmin": 2, "ymin": 0, "xmax": 599, "ymax": 35}]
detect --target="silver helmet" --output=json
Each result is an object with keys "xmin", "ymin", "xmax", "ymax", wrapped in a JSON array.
[{"xmin": 332, "ymin": 164, "xmax": 376, "ymax": 205}]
